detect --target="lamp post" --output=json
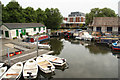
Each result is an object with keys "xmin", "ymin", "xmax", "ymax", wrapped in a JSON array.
[
  {"xmin": 7, "ymin": 48, "xmax": 11, "ymax": 66},
  {"xmin": 37, "ymin": 35, "xmax": 38, "ymax": 57}
]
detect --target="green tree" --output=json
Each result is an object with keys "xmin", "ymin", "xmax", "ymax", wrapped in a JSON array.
[
  {"xmin": 44, "ymin": 8, "xmax": 63, "ymax": 29},
  {"xmin": 36, "ymin": 8, "xmax": 46, "ymax": 24},
  {"xmin": 85, "ymin": 8, "xmax": 117, "ymax": 25},
  {"xmin": 23, "ymin": 7, "xmax": 37, "ymax": 23},
  {"xmin": 3, "ymin": 1, "xmax": 24, "ymax": 23}
]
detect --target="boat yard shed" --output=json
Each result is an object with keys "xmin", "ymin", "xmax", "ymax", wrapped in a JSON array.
[
  {"xmin": 90, "ymin": 17, "xmax": 120, "ymax": 33},
  {"xmin": 0, "ymin": 23, "xmax": 46, "ymax": 39}
]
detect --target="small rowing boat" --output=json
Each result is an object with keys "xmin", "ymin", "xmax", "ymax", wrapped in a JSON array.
[
  {"xmin": 0, "ymin": 63, "xmax": 4, "ymax": 68},
  {"xmin": 1, "ymin": 62, "xmax": 23, "ymax": 80},
  {"xmin": 42, "ymin": 54, "xmax": 66, "ymax": 66},
  {"xmin": 0, "ymin": 66, "xmax": 7, "ymax": 79},
  {"xmin": 36, "ymin": 56, "xmax": 55, "ymax": 73},
  {"xmin": 23, "ymin": 59, "xmax": 38, "ymax": 79}
]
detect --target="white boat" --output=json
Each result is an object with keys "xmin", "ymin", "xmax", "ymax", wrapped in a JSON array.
[
  {"xmin": 31, "ymin": 42, "xmax": 50, "ymax": 49},
  {"xmin": 0, "ymin": 66, "xmax": 7, "ymax": 79},
  {"xmin": 42, "ymin": 54, "xmax": 66, "ymax": 66},
  {"xmin": 23, "ymin": 59, "xmax": 38, "ymax": 79},
  {"xmin": 0, "ymin": 63, "xmax": 4, "ymax": 67},
  {"xmin": 1, "ymin": 62, "xmax": 23, "ymax": 80},
  {"xmin": 36, "ymin": 56, "xmax": 55, "ymax": 73},
  {"xmin": 75, "ymin": 31, "xmax": 92, "ymax": 41}
]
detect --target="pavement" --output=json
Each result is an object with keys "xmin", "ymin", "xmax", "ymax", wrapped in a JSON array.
[{"xmin": 0, "ymin": 38, "xmax": 54, "ymax": 65}]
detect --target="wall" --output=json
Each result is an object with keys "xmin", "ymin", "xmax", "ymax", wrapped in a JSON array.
[{"xmin": 1, "ymin": 25, "xmax": 11, "ymax": 39}]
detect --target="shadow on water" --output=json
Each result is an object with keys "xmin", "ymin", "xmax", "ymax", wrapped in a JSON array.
[
  {"xmin": 49, "ymin": 38, "xmax": 64, "ymax": 55},
  {"xmin": 111, "ymin": 50, "xmax": 120, "ymax": 59},
  {"xmin": 68, "ymin": 39, "xmax": 111, "ymax": 55},
  {"xmin": 85, "ymin": 43, "xmax": 111, "ymax": 55}
]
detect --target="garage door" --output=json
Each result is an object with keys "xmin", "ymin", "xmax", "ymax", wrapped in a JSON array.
[
  {"xmin": 96, "ymin": 27, "xmax": 101, "ymax": 32},
  {"xmin": 107, "ymin": 27, "xmax": 112, "ymax": 32}
]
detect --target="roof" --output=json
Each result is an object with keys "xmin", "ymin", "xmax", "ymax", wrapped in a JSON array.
[
  {"xmin": 3, "ymin": 23, "xmax": 45, "ymax": 29},
  {"xmin": 92, "ymin": 17, "xmax": 120, "ymax": 27}
]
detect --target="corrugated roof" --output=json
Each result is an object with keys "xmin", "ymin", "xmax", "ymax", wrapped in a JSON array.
[
  {"xmin": 3, "ymin": 23, "xmax": 45, "ymax": 29},
  {"xmin": 92, "ymin": 17, "xmax": 120, "ymax": 27}
]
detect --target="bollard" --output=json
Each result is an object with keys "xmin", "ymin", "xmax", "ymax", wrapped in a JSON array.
[{"xmin": 7, "ymin": 48, "xmax": 11, "ymax": 66}]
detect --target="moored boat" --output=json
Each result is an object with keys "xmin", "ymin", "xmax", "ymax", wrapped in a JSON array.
[
  {"xmin": 31, "ymin": 42, "xmax": 51, "ymax": 49},
  {"xmin": 23, "ymin": 59, "xmax": 38, "ymax": 79},
  {"xmin": 112, "ymin": 40, "xmax": 120, "ymax": 50},
  {"xmin": 75, "ymin": 31, "xmax": 92, "ymax": 41},
  {"xmin": 1, "ymin": 62, "xmax": 23, "ymax": 80},
  {"xmin": 42, "ymin": 54, "xmax": 66, "ymax": 66},
  {"xmin": 0, "ymin": 63, "xmax": 4, "ymax": 68},
  {"xmin": 36, "ymin": 56, "xmax": 55, "ymax": 73},
  {"xmin": 0, "ymin": 66, "xmax": 7, "ymax": 79}
]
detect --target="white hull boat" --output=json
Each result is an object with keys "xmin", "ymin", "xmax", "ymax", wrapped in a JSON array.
[
  {"xmin": 36, "ymin": 56, "xmax": 55, "ymax": 73},
  {"xmin": 75, "ymin": 31, "xmax": 92, "ymax": 41},
  {"xmin": 0, "ymin": 66, "xmax": 7, "ymax": 79},
  {"xmin": 42, "ymin": 54, "xmax": 66, "ymax": 66},
  {"xmin": 23, "ymin": 59, "xmax": 38, "ymax": 79},
  {"xmin": 0, "ymin": 63, "xmax": 4, "ymax": 68},
  {"xmin": 1, "ymin": 62, "xmax": 23, "ymax": 80},
  {"xmin": 31, "ymin": 42, "xmax": 50, "ymax": 49}
]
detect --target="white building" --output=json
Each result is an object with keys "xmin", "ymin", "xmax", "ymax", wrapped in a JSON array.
[
  {"xmin": 90, "ymin": 17, "xmax": 120, "ymax": 34},
  {"xmin": 118, "ymin": 1, "xmax": 120, "ymax": 17},
  {"xmin": 0, "ymin": 23, "xmax": 47, "ymax": 39}
]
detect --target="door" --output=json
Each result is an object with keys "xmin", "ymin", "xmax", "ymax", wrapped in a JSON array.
[
  {"xmin": 16, "ymin": 30, "xmax": 19, "ymax": 36},
  {"xmin": 5, "ymin": 31, "xmax": 9, "ymax": 37}
]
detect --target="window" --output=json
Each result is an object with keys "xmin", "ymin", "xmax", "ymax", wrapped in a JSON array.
[
  {"xmin": 34, "ymin": 28, "xmax": 36, "ymax": 31},
  {"xmin": 43, "ymin": 27, "xmax": 45, "ymax": 30}
]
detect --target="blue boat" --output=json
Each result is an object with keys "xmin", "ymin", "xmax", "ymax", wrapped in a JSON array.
[{"xmin": 112, "ymin": 40, "xmax": 120, "ymax": 50}]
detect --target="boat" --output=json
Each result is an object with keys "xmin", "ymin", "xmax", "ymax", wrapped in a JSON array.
[
  {"xmin": 0, "ymin": 63, "xmax": 4, "ymax": 67},
  {"xmin": 75, "ymin": 31, "xmax": 92, "ymax": 41},
  {"xmin": 41, "ymin": 54, "xmax": 66, "ymax": 66},
  {"xmin": 1, "ymin": 62, "xmax": 23, "ymax": 80},
  {"xmin": 36, "ymin": 56, "xmax": 55, "ymax": 73},
  {"xmin": 23, "ymin": 59, "xmax": 38, "ymax": 79},
  {"xmin": 31, "ymin": 42, "xmax": 51, "ymax": 49},
  {"xmin": 112, "ymin": 40, "xmax": 120, "ymax": 50},
  {"xmin": 0, "ymin": 66, "xmax": 7, "ymax": 79}
]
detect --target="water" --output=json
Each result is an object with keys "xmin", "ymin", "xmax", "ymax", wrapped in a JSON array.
[
  {"xmin": 20, "ymin": 38, "xmax": 118, "ymax": 79},
  {"xmin": 48, "ymin": 38, "xmax": 118, "ymax": 78}
]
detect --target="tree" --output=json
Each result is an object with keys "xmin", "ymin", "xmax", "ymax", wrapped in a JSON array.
[
  {"xmin": 36, "ymin": 8, "xmax": 46, "ymax": 24},
  {"xmin": 44, "ymin": 8, "xmax": 63, "ymax": 29},
  {"xmin": 85, "ymin": 8, "xmax": 117, "ymax": 25},
  {"xmin": 23, "ymin": 7, "xmax": 37, "ymax": 23},
  {"xmin": 3, "ymin": 1, "xmax": 24, "ymax": 23}
]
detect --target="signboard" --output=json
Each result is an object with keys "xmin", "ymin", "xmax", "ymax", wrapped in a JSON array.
[{"xmin": 19, "ymin": 30, "xmax": 21, "ymax": 33}]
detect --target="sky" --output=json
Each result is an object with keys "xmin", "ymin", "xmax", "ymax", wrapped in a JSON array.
[{"xmin": 1, "ymin": 0, "xmax": 120, "ymax": 17}]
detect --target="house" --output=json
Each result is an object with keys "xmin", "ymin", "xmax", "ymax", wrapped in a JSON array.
[
  {"xmin": 61, "ymin": 12, "xmax": 85, "ymax": 28},
  {"xmin": 89, "ymin": 17, "xmax": 120, "ymax": 34},
  {"xmin": 0, "ymin": 23, "xmax": 46, "ymax": 39}
]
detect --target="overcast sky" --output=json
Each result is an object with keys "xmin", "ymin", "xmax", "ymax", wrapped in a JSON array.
[{"xmin": 1, "ymin": 0, "xmax": 120, "ymax": 17}]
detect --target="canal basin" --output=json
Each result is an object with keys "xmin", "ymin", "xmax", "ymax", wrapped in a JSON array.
[{"xmin": 48, "ymin": 38, "xmax": 118, "ymax": 78}]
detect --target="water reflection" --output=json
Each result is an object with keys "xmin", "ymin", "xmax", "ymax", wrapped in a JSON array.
[
  {"xmin": 85, "ymin": 43, "xmax": 111, "ymax": 55},
  {"xmin": 67, "ymin": 39, "xmax": 111, "ymax": 55},
  {"xmin": 49, "ymin": 38, "xmax": 64, "ymax": 55}
]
